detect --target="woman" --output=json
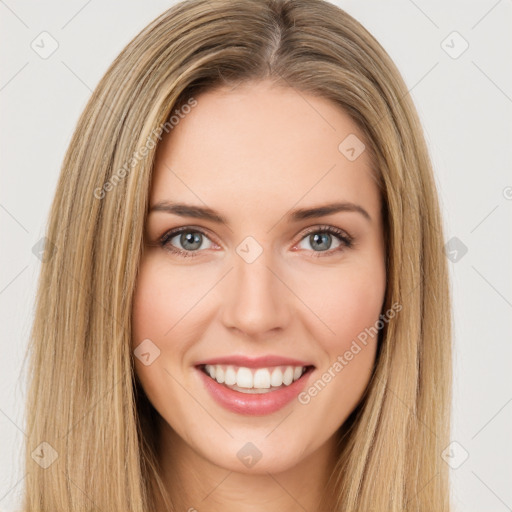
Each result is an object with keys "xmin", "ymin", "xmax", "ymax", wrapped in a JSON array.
[{"xmin": 23, "ymin": 0, "xmax": 452, "ymax": 510}]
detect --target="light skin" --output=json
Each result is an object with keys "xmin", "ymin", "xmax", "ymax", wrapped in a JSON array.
[{"xmin": 131, "ymin": 80, "xmax": 386, "ymax": 512}]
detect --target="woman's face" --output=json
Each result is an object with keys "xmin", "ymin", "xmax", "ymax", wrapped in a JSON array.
[{"xmin": 132, "ymin": 80, "xmax": 386, "ymax": 475}]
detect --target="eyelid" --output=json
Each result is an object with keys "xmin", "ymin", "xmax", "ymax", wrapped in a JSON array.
[
  {"xmin": 159, "ymin": 225, "xmax": 221, "ymax": 257},
  {"xmin": 295, "ymin": 224, "xmax": 353, "ymax": 246},
  {"xmin": 159, "ymin": 225, "xmax": 219, "ymax": 246}
]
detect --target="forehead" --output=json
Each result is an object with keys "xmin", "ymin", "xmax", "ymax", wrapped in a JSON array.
[{"xmin": 150, "ymin": 82, "xmax": 380, "ymax": 220}]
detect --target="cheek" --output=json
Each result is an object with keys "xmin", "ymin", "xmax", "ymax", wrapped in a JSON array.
[
  {"xmin": 131, "ymin": 257, "xmax": 183, "ymax": 387},
  {"xmin": 328, "ymin": 281, "xmax": 384, "ymax": 346},
  {"xmin": 131, "ymin": 257, "xmax": 188, "ymax": 415},
  {"xmin": 131, "ymin": 254, "xmax": 208, "ymax": 348},
  {"xmin": 306, "ymin": 261, "xmax": 386, "ymax": 350},
  {"xmin": 132, "ymin": 261, "xmax": 165, "ymax": 348},
  {"xmin": 295, "ymin": 266, "xmax": 385, "ymax": 427},
  {"xmin": 131, "ymin": 254, "xmax": 217, "ymax": 397},
  {"xmin": 299, "ymin": 258, "xmax": 386, "ymax": 412}
]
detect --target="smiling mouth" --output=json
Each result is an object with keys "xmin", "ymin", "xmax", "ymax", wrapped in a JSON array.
[{"xmin": 197, "ymin": 363, "xmax": 315, "ymax": 394}]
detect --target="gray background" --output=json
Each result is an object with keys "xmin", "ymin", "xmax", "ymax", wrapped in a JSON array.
[{"xmin": 1, "ymin": 1, "xmax": 511, "ymax": 510}]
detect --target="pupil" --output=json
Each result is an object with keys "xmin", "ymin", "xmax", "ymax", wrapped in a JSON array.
[
  {"xmin": 181, "ymin": 232, "xmax": 201, "ymax": 250},
  {"xmin": 311, "ymin": 233, "xmax": 331, "ymax": 251}
]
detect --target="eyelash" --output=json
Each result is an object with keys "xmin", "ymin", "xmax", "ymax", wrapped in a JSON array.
[{"xmin": 158, "ymin": 225, "xmax": 354, "ymax": 259}]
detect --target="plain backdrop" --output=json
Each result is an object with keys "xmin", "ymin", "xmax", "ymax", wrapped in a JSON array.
[{"xmin": 1, "ymin": 1, "xmax": 511, "ymax": 510}]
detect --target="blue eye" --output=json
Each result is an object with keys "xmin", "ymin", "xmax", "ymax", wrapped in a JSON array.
[
  {"xmin": 296, "ymin": 226, "xmax": 353, "ymax": 257},
  {"xmin": 160, "ymin": 227, "xmax": 214, "ymax": 258},
  {"xmin": 159, "ymin": 225, "xmax": 353, "ymax": 259}
]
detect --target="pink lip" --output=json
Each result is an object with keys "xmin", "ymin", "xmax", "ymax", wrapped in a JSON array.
[
  {"xmin": 195, "ymin": 354, "xmax": 314, "ymax": 369},
  {"xmin": 196, "ymin": 366, "xmax": 315, "ymax": 416}
]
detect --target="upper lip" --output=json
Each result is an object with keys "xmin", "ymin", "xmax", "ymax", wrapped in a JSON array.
[{"xmin": 195, "ymin": 355, "xmax": 315, "ymax": 369}]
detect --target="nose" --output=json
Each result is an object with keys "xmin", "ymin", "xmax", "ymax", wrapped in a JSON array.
[{"xmin": 220, "ymin": 248, "xmax": 291, "ymax": 339}]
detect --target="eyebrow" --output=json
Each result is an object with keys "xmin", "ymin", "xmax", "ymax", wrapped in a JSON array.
[{"xmin": 149, "ymin": 200, "xmax": 371, "ymax": 224}]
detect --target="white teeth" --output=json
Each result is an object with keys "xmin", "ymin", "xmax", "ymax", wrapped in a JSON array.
[
  {"xmin": 206, "ymin": 365, "xmax": 216, "ymax": 379},
  {"xmin": 253, "ymin": 368, "xmax": 271, "ymax": 389},
  {"xmin": 203, "ymin": 364, "xmax": 308, "ymax": 390},
  {"xmin": 224, "ymin": 366, "xmax": 237, "ymax": 386},
  {"xmin": 215, "ymin": 366, "xmax": 225, "ymax": 384},
  {"xmin": 270, "ymin": 368, "xmax": 283, "ymax": 387},
  {"xmin": 236, "ymin": 367, "xmax": 253, "ymax": 388},
  {"xmin": 283, "ymin": 366, "xmax": 294, "ymax": 385}
]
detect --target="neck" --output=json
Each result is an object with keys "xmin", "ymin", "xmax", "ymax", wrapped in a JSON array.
[{"xmin": 154, "ymin": 417, "xmax": 340, "ymax": 512}]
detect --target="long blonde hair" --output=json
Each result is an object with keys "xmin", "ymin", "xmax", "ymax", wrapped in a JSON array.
[{"xmin": 22, "ymin": 0, "xmax": 452, "ymax": 510}]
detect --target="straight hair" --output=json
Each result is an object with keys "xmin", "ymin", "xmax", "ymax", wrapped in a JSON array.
[{"xmin": 22, "ymin": 0, "xmax": 452, "ymax": 510}]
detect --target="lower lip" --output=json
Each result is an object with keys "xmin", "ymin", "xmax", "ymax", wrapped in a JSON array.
[{"xmin": 196, "ymin": 366, "xmax": 314, "ymax": 416}]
